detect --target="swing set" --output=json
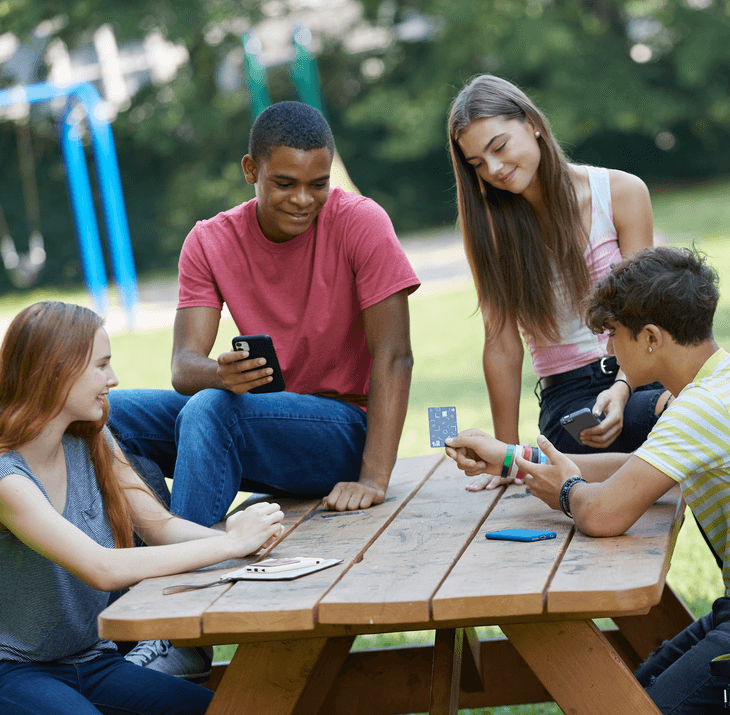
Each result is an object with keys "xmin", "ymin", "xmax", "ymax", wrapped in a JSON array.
[
  {"xmin": 0, "ymin": 81, "xmax": 138, "ymax": 328},
  {"xmin": 242, "ymin": 25, "xmax": 358, "ymax": 193}
]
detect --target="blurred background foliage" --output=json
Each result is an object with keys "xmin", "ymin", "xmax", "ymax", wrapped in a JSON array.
[{"xmin": 2, "ymin": 0, "xmax": 730, "ymax": 293}]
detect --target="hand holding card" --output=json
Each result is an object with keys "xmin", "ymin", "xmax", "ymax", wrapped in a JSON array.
[{"xmin": 428, "ymin": 406, "xmax": 458, "ymax": 448}]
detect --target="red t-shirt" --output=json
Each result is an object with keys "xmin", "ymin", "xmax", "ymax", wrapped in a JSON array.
[{"xmin": 178, "ymin": 188, "xmax": 420, "ymax": 398}]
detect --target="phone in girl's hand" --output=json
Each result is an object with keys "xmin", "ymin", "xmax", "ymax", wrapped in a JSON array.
[{"xmin": 560, "ymin": 407, "xmax": 602, "ymax": 443}]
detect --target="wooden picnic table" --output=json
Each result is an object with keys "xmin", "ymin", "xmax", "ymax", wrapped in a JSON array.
[{"xmin": 99, "ymin": 454, "xmax": 693, "ymax": 715}]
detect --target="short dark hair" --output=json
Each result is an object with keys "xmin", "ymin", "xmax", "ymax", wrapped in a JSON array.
[
  {"xmin": 585, "ymin": 245, "xmax": 719, "ymax": 345},
  {"xmin": 248, "ymin": 101, "xmax": 334, "ymax": 161}
]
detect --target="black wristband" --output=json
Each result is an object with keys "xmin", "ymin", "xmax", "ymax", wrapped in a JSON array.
[
  {"xmin": 613, "ymin": 378, "xmax": 632, "ymax": 398},
  {"xmin": 559, "ymin": 476, "xmax": 587, "ymax": 518}
]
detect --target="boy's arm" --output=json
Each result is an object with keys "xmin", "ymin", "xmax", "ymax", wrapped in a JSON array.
[
  {"xmin": 172, "ymin": 306, "xmax": 276, "ymax": 395},
  {"xmin": 323, "ymin": 289, "xmax": 413, "ymax": 511},
  {"xmin": 518, "ymin": 437, "xmax": 676, "ymax": 537},
  {"xmin": 446, "ymin": 431, "xmax": 631, "ymax": 484}
]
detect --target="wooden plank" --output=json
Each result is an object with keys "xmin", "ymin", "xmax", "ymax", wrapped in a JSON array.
[
  {"xmin": 503, "ymin": 620, "xmax": 661, "ymax": 714},
  {"xmin": 432, "ymin": 485, "xmax": 572, "ymax": 621},
  {"xmin": 318, "ymin": 458, "xmax": 501, "ymax": 626},
  {"xmin": 203, "ymin": 454, "xmax": 441, "ymax": 635},
  {"xmin": 429, "ymin": 628, "xmax": 463, "ymax": 715},
  {"xmin": 547, "ymin": 487, "xmax": 684, "ymax": 616},
  {"xmin": 206, "ymin": 637, "xmax": 328, "ymax": 715},
  {"xmin": 97, "ymin": 495, "xmax": 320, "ymax": 641},
  {"xmin": 614, "ymin": 583, "xmax": 695, "ymax": 662}
]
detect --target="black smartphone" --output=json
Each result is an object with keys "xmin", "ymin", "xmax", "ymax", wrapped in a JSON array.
[
  {"xmin": 232, "ymin": 334, "xmax": 286, "ymax": 394},
  {"xmin": 560, "ymin": 407, "xmax": 602, "ymax": 443}
]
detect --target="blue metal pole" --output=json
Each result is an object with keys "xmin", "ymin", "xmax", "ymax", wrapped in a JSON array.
[
  {"xmin": 59, "ymin": 104, "xmax": 110, "ymax": 316},
  {"xmin": 69, "ymin": 83, "xmax": 138, "ymax": 327},
  {"xmin": 0, "ymin": 81, "xmax": 138, "ymax": 328}
]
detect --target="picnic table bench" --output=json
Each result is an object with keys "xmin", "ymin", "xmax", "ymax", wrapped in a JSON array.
[{"xmin": 99, "ymin": 453, "xmax": 693, "ymax": 714}]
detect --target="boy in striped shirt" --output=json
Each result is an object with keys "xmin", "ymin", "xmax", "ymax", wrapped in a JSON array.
[{"xmin": 446, "ymin": 245, "xmax": 729, "ymax": 713}]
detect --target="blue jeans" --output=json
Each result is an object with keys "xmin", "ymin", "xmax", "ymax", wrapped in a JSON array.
[
  {"xmin": 0, "ymin": 652, "xmax": 213, "ymax": 715},
  {"xmin": 634, "ymin": 596, "xmax": 730, "ymax": 714},
  {"xmin": 537, "ymin": 358, "xmax": 665, "ymax": 454},
  {"xmin": 108, "ymin": 389, "xmax": 367, "ymax": 526}
]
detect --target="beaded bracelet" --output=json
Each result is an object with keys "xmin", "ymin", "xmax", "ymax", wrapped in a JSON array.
[
  {"xmin": 613, "ymin": 378, "xmax": 633, "ymax": 398},
  {"xmin": 559, "ymin": 476, "xmax": 587, "ymax": 518},
  {"xmin": 501, "ymin": 445, "xmax": 515, "ymax": 479}
]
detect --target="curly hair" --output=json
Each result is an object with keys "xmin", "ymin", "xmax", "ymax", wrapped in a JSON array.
[{"xmin": 585, "ymin": 245, "xmax": 719, "ymax": 345}]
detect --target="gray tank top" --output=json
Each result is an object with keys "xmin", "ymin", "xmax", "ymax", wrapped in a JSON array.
[{"xmin": 0, "ymin": 430, "xmax": 118, "ymax": 663}]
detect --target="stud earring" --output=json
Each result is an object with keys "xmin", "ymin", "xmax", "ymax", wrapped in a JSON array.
[
  {"xmin": 535, "ymin": 131, "xmax": 540, "ymax": 138},
  {"xmin": 648, "ymin": 347, "xmax": 653, "ymax": 353}
]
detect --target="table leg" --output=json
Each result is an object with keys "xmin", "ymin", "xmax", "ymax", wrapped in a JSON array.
[
  {"xmin": 502, "ymin": 620, "xmax": 661, "ymax": 715},
  {"xmin": 206, "ymin": 636, "xmax": 353, "ymax": 715},
  {"xmin": 429, "ymin": 628, "xmax": 463, "ymax": 715}
]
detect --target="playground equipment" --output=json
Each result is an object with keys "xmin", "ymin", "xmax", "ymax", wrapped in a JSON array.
[
  {"xmin": 242, "ymin": 26, "xmax": 358, "ymax": 193},
  {"xmin": 0, "ymin": 81, "xmax": 138, "ymax": 327},
  {"xmin": 0, "ymin": 120, "xmax": 46, "ymax": 289}
]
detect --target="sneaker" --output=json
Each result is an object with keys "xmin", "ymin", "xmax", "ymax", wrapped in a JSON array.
[{"xmin": 124, "ymin": 639, "xmax": 213, "ymax": 684}]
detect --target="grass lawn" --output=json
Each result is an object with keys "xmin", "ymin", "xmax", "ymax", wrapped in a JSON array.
[{"xmin": 2, "ymin": 177, "xmax": 730, "ymax": 714}]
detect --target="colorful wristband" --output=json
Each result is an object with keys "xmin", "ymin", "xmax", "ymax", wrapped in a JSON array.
[
  {"xmin": 508, "ymin": 455, "xmax": 519, "ymax": 480},
  {"xmin": 501, "ymin": 445, "xmax": 515, "ymax": 479},
  {"xmin": 515, "ymin": 445, "xmax": 531, "ymax": 481}
]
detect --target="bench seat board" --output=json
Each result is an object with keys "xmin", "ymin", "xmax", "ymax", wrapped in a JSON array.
[{"xmin": 318, "ymin": 458, "xmax": 502, "ymax": 625}]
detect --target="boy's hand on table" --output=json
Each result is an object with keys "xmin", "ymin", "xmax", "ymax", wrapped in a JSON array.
[{"xmin": 323, "ymin": 481, "xmax": 385, "ymax": 512}]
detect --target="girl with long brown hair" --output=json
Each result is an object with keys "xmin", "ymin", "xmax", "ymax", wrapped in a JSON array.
[
  {"xmin": 448, "ymin": 75, "xmax": 672, "ymax": 488},
  {"xmin": 0, "ymin": 301, "xmax": 284, "ymax": 715}
]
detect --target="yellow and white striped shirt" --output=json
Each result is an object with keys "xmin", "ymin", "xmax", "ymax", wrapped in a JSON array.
[{"xmin": 637, "ymin": 348, "xmax": 730, "ymax": 595}]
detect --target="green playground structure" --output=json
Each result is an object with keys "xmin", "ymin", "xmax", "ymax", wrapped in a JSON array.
[{"xmin": 241, "ymin": 26, "xmax": 357, "ymax": 194}]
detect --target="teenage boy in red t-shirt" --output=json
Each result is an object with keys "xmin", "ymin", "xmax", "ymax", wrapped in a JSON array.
[
  {"xmin": 108, "ymin": 101, "xmax": 419, "ymax": 680},
  {"xmin": 109, "ymin": 101, "xmax": 419, "ymax": 526}
]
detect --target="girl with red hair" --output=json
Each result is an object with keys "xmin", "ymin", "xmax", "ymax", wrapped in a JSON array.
[{"xmin": 0, "ymin": 301, "xmax": 284, "ymax": 715}]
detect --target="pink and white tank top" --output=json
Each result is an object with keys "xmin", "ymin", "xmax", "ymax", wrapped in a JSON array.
[{"xmin": 520, "ymin": 166, "xmax": 623, "ymax": 378}]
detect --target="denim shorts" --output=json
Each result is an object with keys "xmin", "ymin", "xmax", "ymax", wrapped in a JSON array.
[{"xmin": 536, "ymin": 357, "xmax": 665, "ymax": 454}]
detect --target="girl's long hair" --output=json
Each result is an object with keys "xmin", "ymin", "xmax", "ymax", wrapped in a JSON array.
[
  {"xmin": 0, "ymin": 301, "xmax": 133, "ymax": 548},
  {"xmin": 448, "ymin": 74, "xmax": 590, "ymax": 343}
]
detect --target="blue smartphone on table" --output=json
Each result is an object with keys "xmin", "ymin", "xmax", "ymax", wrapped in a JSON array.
[{"xmin": 485, "ymin": 528, "xmax": 557, "ymax": 542}]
